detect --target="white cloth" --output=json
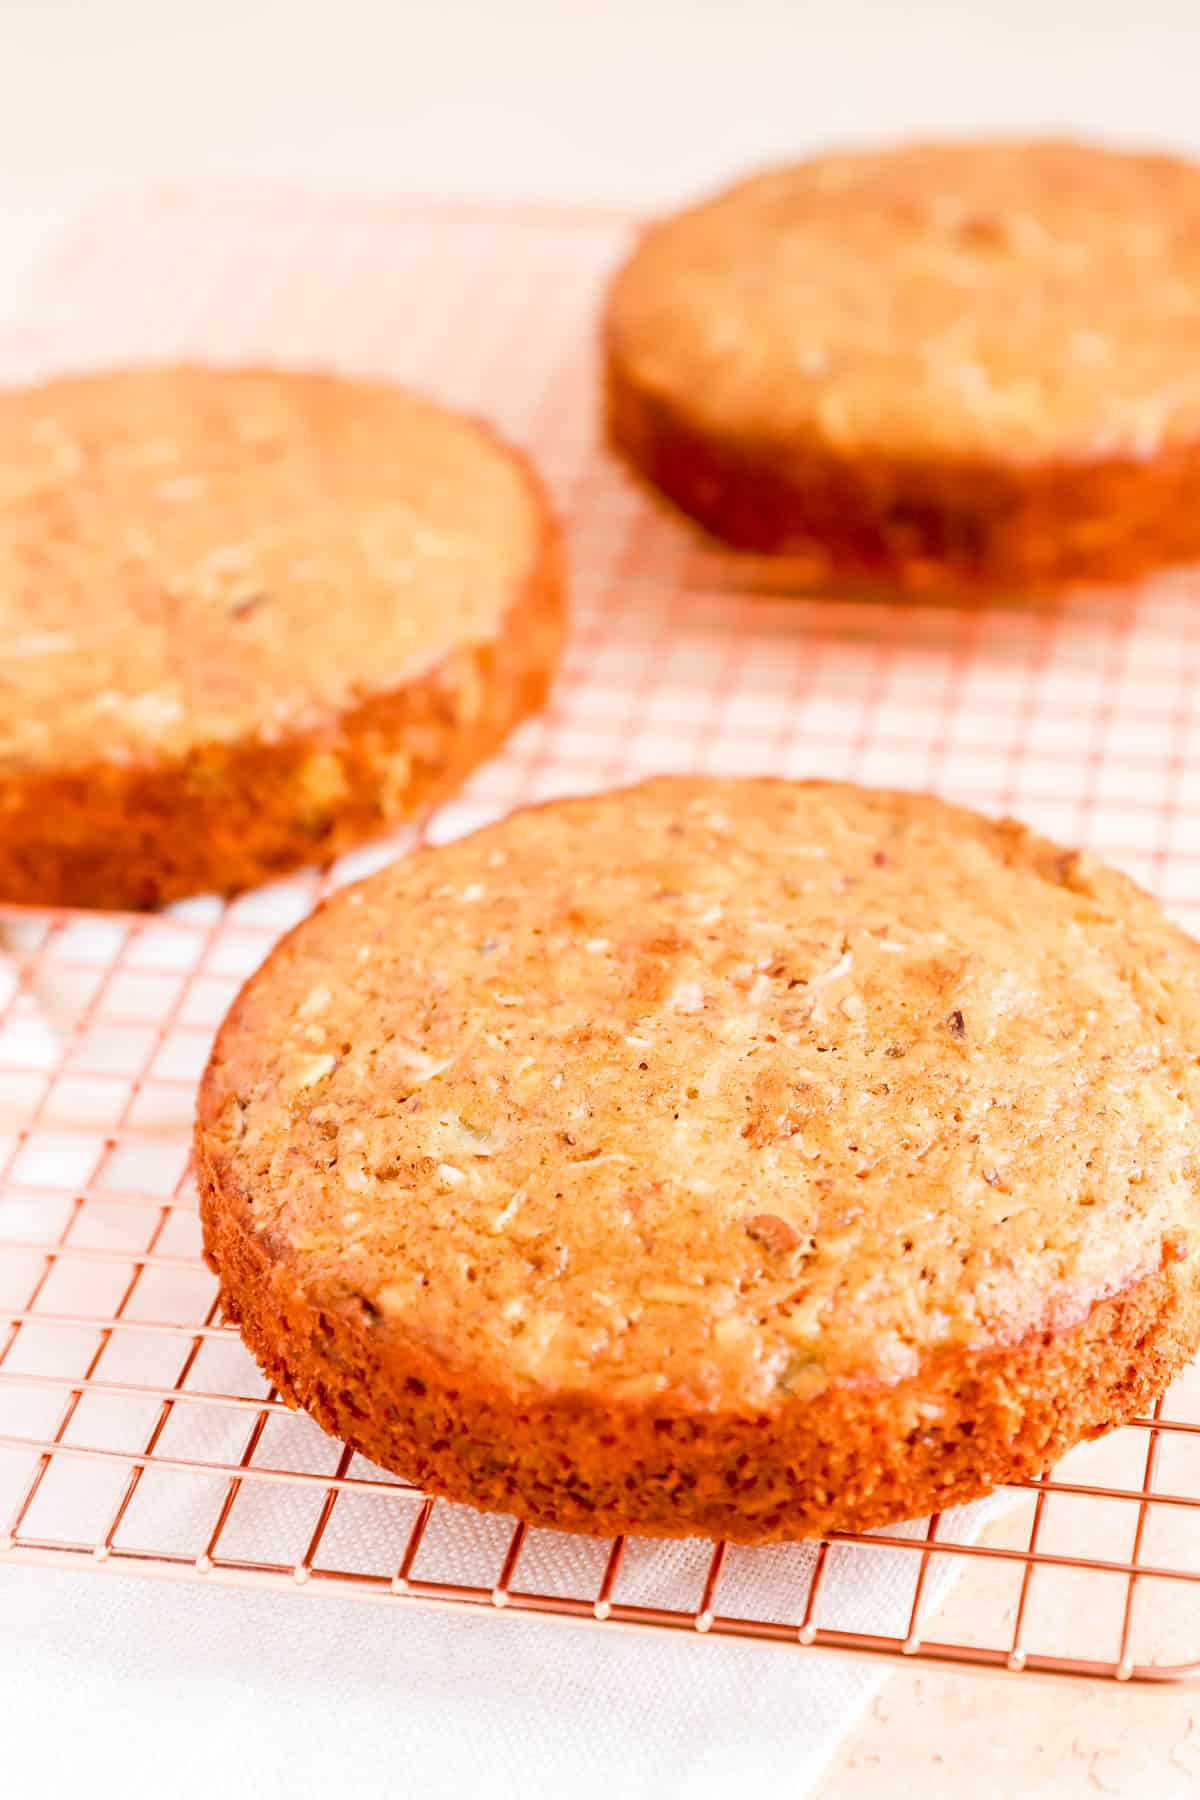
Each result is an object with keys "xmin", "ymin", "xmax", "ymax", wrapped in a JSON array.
[{"xmin": 0, "ymin": 1519, "xmax": 995, "ymax": 1800}]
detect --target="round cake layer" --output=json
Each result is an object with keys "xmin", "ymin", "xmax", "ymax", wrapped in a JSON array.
[
  {"xmin": 0, "ymin": 365, "xmax": 563, "ymax": 908},
  {"xmin": 197, "ymin": 778, "xmax": 1200, "ymax": 1540},
  {"xmin": 606, "ymin": 140, "xmax": 1200, "ymax": 588}
]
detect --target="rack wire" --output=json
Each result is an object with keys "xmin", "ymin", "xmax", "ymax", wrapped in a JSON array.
[{"xmin": 2, "ymin": 189, "xmax": 1200, "ymax": 1684}]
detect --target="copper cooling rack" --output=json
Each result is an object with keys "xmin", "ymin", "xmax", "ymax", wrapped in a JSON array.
[{"xmin": 2, "ymin": 190, "xmax": 1200, "ymax": 1685}]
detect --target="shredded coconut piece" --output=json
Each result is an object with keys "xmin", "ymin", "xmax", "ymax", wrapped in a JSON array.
[
  {"xmin": 294, "ymin": 1053, "xmax": 336, "ymax": 1089},
  {"xmin": 393, "ymin": 1041, "xmax": 455, "ymax": 1083},
  {"xmin": 492, "ymin": 1188, "xmax": 527, "ymax": 1232},
  {"xmin": 810, "ymin": 948, "xmax": 853, "ymax": 988},
  {"xmin": 668, "ymin": 981, "xmax": 705, "ymax": 1013}
]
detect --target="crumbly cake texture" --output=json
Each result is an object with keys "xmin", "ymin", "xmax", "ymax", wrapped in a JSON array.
[
  {"xmin": 606, "ymin": 140, "xmax": 1200, "ymax": 590},
  {"xmin": 197, "ymin": 777, "xmax": 1200, "ymax": 1542},
  {"xmin": 0, "ymin": 365, "xmax": 563, "ymax": 910}
]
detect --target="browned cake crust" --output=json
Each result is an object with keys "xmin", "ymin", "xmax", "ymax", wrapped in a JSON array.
[
  {"xmin": 0, "ymin": 367, "xmax": 564, "ymax": 910},
  {"xmin": 196, "ymin": 779, "xmax": 1200, "ymax": 1542},
  {"xmin": 606, "ymin": 141, "xmax": 1200, "ymax": 591}
]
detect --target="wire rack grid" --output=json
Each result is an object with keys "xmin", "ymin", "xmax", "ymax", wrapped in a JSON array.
[{"xmin": 2, "ymin": 189, "xmax": 1200, "ymax": 1687}]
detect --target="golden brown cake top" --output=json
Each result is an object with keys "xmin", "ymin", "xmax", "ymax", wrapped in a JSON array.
[
  {"xmin": 0, "ymin": 366, "xmax": 544, "ymax": 771},
  {"xmin": 198, "ymin": 778, "xmax": 1200, "ymax": 1411},
  {"xmin": 607, "ymin": 140, "xmax": 1200, "ymax": 463}
]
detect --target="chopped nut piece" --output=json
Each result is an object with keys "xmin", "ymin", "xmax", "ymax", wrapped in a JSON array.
[
  {"xmin": 778, "ymin": 1352, "xmax": 825, "ymax": 1395},
  {"xmin": 713, "ymin": 1315, "xmax": 753, "ymax": 1350},
  {"xmin": 339, "ymin": 1155, "xmax": 369, "ymax": 1193},
  {"xmin": 450, "ymin": 1116, "xmax": 504, "ymax": 1156},
  {"xmin": 745, "ymin": 1212, "xmax": 802, "ymax": 1255},
  {"xmin": 779, "ymin": 1297, "xmax": 825, "ymax": 1343}
]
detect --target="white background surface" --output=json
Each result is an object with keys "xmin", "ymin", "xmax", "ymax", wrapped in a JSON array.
[
  {"xmin": 3, "ymin": 0, "xmax": 1200, "ymax": 209},
  {"xmin": 4, "ymin": 3, "xmax": 1200, "ymax": 1796}
]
